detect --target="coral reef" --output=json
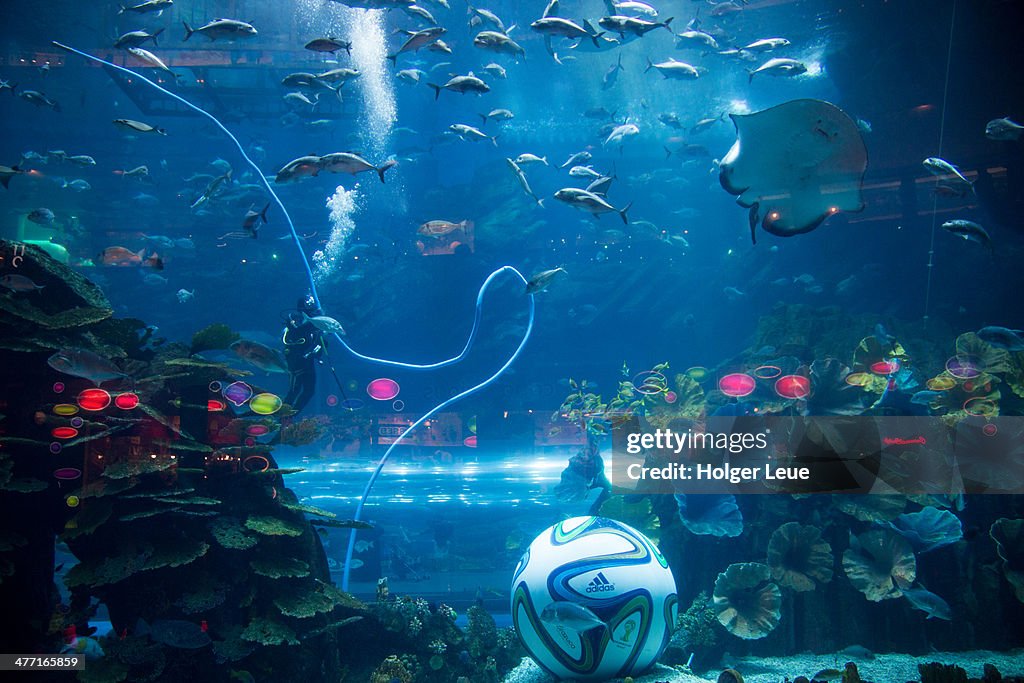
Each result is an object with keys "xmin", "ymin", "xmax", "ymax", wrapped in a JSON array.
[
  {"xmin": 189, "ymin": 323, "xmax": 240, "ymax": 355},
  {"xmin": 467, "ymin": 604, "xmax": 498, "ymax": 659},
  {"xmin": 370, "ymin": 655, "xmax": 412, "ymax": 683},
  {"xmin": 250, "ymin": 557, "xmax": 310, "ymax": 579},
  {"xmin": 0, "ymin": 241, "xmax": 112, "ymax": 337},
  {"xmin": 244, "ymin": 514, "xmax": 305, "ymax": 537},
  {"xmin": 208, "ymin": 517, "xmax": 259, "ymax": 550},
  {"xmin": 240, "ymin": 616, "xmax": 299, "ymax": 646},
  {"xmin": 674, "ymin": 590, "xmax": 720, "ymax": 650},
  {"xmin": 712, "ymin": 562, "xmax": 782, "ymax": 639},
  {"xmin": 842, "ymin": 529, "xmax": 916, "ymax": 601},
  {"xmin": 766, "ymin": 522, "xmax": 833, "ymax": 592}
]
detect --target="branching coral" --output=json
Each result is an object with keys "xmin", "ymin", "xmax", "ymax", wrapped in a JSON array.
[
  {"xmin": 673, "ymin": 590, "xmax": 719, "ymax": 649},
  {"xmin": 712, "ymin": 562, "xmax": 782, "ymax": 639},
  {"xmin": 370, "ymin": 655, "xmax": 412, "ymax": 683},
  {"xmin": 766, "ymin": 522, "xmax": 833, "ymax": 592}
]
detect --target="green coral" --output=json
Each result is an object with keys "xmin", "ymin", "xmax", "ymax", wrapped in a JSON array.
[
  {"xmin": 65, "ymin": 543, "xmax": 149, "ymax": 588},
  {"xmin": 274, "ymin": 582, "xmax": 346, "ymax": 618},
  {"xmin": 102, "ymin": 456, "xmax": 176, "ymax": 480},
  {"xmin": 1, "ymin": 477, "xmax": 48, "ymax": 493},
  {"xmin": 212, "ymin": 632, "xmax": 256, "ymax": 663},
  {"xmin": 370, "ymin": 655, "xmax": 412, "ymax": 683},
  {"xmin": 152, "ymin": 495, "xmax": 221, "ymax": 505},
  {"xmin": 63, "ymin": 499, "xmax": 114, "ymax": 540},
  {"xmin": 143, "ymin": 537, "xmax": 209, "ymax": 571},
  {"xmin": 597, "ymin": 496, "xmax": 661, "ymax": 545},
  {"xmin": 209, "ymin": 517, "xmax": 259, "ymax": 550},
  {"xmin": 281, "ymin": 502, "xmax": 336, "ymax": 518},
  {"xmin": 76, "ymin": 655, "xmax": 129, "ymax": 683},
  {"xmin": 190, "ymin": 323, "xmax": 241, "ymax": 354},
  {"xmin": 280, "ymin": 417, "xmax": 327, "ymax": 446},
  {"xmin": 240, "ymin": 617, "xmax": 299, "ymax": 646},
  {"xmin": 674, "ymin": 591, "xmax": 719, "ymax": 649},
  {"xmin": 467, "ymin": 604, "xmax": 498, "ymax": 659},
  {"xmin": 120, "ymin": 507, "xmax": 181, "ymax": 522},
  {"xmin": 78, "ymin": 477, "xmax": 137, "ymax": 499},
  {"xmin": 245, "ymin": 515, "xmax": 304, "ymax": 537},
  {"xmin": 175, "ymin": 575, "xmax": 228, "ymax": 614},
  {"xmin": 66, "ymin": 536, "xmax": 208, "ymax": 588},
  {"xmin": 250, "ymin": 557, "xmax": 310, "ymax": 579},
  {"xmin": 309, "ymin": 518, "xmax": 373, "ymax": 530}
]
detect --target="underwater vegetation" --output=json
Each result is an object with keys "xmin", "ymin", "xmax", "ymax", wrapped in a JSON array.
[
  {"xmin": 0, "ymin": 242, "xmax": 534, "ymax": 682},
  {"xmin": 549, "ymin": 304, "xmax": 1024, "ymax": 669}
]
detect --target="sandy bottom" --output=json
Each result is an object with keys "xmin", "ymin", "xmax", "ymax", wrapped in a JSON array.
[{"xmin": 503, "ymin": 650, "xmax": 1024, "ymax": 683}]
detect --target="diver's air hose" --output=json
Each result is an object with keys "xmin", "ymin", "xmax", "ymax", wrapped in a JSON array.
[{"xmin": 52, "ymin": 42, "xmax": 536, "ymax": 591}]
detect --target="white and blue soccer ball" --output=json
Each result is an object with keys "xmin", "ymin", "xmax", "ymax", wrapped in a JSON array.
[{"xmin": 511, "ymin": 516, "xmax": 678, "ymax": 681}]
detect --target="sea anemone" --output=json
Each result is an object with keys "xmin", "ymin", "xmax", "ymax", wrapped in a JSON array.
[
  {"xmin": 766, "ymin": 522, "xmax": 834, "ymax": 592},
  {"xmin": 990, "ymin": 518, "xmax": 1024, "ymax": 603},
  {"xmin": 712, "ymin": 562, "xmax": 782, "ymax": 639},
  {"xmin": 842, "ymin": 529, "xmax": 916, "ymax": 601}
]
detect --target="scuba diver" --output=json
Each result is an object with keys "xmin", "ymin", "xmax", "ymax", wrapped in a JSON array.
[
  {"xmin": 282, "ymin": 294, "xmax": 327, "ymax": 413},
  {"xmin": 555, "ymin": 436, "xmax": 613, "ymax": 515}
]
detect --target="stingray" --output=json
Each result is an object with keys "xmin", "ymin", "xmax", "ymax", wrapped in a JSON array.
[{"xmin": 719, "ymin": 99, "xmax": 868, "ymax": 243}]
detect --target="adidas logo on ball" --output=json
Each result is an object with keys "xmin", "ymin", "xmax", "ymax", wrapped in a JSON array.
[{"xmin": 585, "ymin": 572, "xmax": 615, "ymax": 593}]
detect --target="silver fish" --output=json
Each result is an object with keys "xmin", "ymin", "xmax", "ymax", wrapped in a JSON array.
[
  {"xmin": 554, "ymin": 188, "xmax": 630, "ymax": 222},
  {"xmin": 941, "ymin": 219, "xmax": 990, "ymax": 248},
  {"xmin": 182, "ymin": 19, "xmax": 257, "ymax": 41},
  {"xmin": 0, "ymin": 274, "xmax": 45, "ymax": 292},
  {"xmin": 985, "ymin": 117, "xmax": 1024, "ymax": 141},
  {"xmin": 47, "ymin": 348, "xmax": 128, "ymax": 385}
]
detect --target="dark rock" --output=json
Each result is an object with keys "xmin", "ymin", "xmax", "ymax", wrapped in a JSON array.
[
  {"xmin": 919, "ymin": 662, "xmax": 969, "ymax": 683},
  {"xmin": 983, "ymin": 663, "xmax": 1002, "ymax": 683}
]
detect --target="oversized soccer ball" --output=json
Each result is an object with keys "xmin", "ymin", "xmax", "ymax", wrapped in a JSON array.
[{"xmin": 511, "ymin": 516, "xmax": 678, "ymax": 681}]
